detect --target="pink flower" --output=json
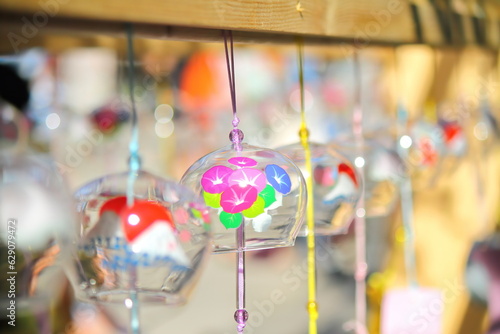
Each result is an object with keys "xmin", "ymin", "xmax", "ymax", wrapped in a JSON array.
[
  {"xmin": 228, "ymin": 157, "xmax": 258, "ymax": 167},
  {"xmin": 201, "ymin": 165, "xmax": 233, "ymax": 194},
  {"xmin": 228, "ymin": 168, "xmax": 267, "ymax": 192},
  {"xmin": 220, "ymin": 185, "xmax": 258, "ymax": 214}
]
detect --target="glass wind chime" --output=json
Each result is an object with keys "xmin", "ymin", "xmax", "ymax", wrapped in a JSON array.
[
  {"xmin": 329, "ymin": 52, "xmax": 406, "ymax": 334},
  {"xmin": 68, "ymin": 25, "xmax": 212, "ymax": 334},
  {"xmin": 0, "ymin": 110, "xmax": 75, "ymax": 334},
  {"xmin": 180, "ymin": 31, "xmax": 307, "ymax": 334},
  {"xmin": 379, "ymin": 46, "xmax": 443, "ymax": 334},
  {"xmin": 276, "ymin": 39, "xmax": 362, "ymax": 334},
  {"xmin": 403, "ymin": 47, "xmax": 451, "ymax": 190}
]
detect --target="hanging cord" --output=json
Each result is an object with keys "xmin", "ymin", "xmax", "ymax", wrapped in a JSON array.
[
  {"xmin": 352, "ymin": 51, "xmax": 368, "ymax": 334},
  {"xmin": 296, "ymin": 37, "xmax": 318, "ymax": 334},
  {"xmin": 125, "ymin": 23, "xmax": 141, "ymax": 334},
  {"xmin": 126, "ymin": 23, "xmax": 141, "ymax": 205},
  {"xmin": 393, "ymin": 47, "xmax": 419, "ymax": 289},
  {"xmin": 223, "ymin": 31, "xmax": 243, "ymax": 152},
  {"xmin": 222, "ymin": 30, "xmax": 248, "ymax": 334}
]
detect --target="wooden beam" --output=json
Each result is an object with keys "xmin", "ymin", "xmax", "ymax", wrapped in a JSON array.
[{"xmin": 0, "ymin": 0, "xmax": 498, "ymax": 53}]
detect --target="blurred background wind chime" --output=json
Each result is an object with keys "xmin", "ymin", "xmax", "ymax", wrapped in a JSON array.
[
  {"xmin": 0, "ymin": 105, "xmax": 75, "ymax": 334},
  {"xmin": 377, "ymin": 46, "xmax": 442, "ymax": 334},
  {"xmin": 277, "ymin": 38, "xmax": 362, "ymax": 333}
]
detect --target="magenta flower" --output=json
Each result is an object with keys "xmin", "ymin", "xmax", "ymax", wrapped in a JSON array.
[
  {"xmin": 228, "ymin": 168, "xmax": 267, "ymax": 192},
  {"xmin": 220, "ymin": 185, "xmax": 258, "ymax": 214},
  {"xmin": 201, "ymin": 165, "xmax": 233, "ymax": 194},
  {"xmin": 228, "ymin": 157, "xmax": 258, "ymax": 167}
]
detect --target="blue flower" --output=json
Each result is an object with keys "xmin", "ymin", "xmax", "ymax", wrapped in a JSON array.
[{"xmin": 265, "ymin": 164, "xmax": 292, "ymax": 195}]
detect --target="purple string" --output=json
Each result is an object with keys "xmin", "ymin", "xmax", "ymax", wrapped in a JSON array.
[
  {"xmin": 223, "ymin": 31, "xmax": 243, "ymax": 151},
  {"xmin": 223, "ymin": 30, "xmax": 247, "ymax": 332},
  {"xmin": 235, "ymin": 224, "xmax": 247, "ymax": 333},
  {"xmin": 223, "ymin": 31, "xmax": 237, "ymax": 123}
]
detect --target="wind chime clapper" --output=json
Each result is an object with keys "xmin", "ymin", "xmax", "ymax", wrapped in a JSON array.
[
  {"xmin": 180, "ymin": 30, "xmax": 307, "ymax": 333},
  {"xmin": 275, "ymin": 39, "xmax": 362, "ymax": 334},
  {"xmin": 67, "ymin": 23, "xmax": 213, "ymax": 334}
]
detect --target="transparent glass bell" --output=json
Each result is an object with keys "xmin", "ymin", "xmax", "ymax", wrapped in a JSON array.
[
  {"xmin": 180, "ymin": 143, "xmax": 306, "ymax": 253},
  {"xmin": 0, "ymin": 152, "xmax": 74, "ymax": 316},
  {"xmin": 277, "ymin": 142, "xmax": 361, "ymax": 235},
  {"xmin": 69, "ymin": 171, "xmax": 212, "ymax": 306},
  {"xmin": 331, "ymin": 139, "xmax": 406, "ymax": 218}
]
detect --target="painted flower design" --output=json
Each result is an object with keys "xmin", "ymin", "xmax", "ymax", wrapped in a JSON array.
[
  {"xmin": 220, "ymin": 185, "xmax": 258, "ymax": 214},
  {"xmin": 228, "ymin": 157, "xmax": 258, "ymax": 167},
  {"xmin": 199, "ymin": 158, "xmax": 292, "ymax": 232},
  {"xmin": 442, "ymin": 123, "xmax": 462, "ymax": 144},
  {"xmin": 219, "ymin": 211, "xmax": 243, "ymax": 229},
  {"xmin": 252, "ymin": 213, "xmax": 272, "ymax": 232},
  {"xmin": 119, "ymin": 200, "xmax": 173, "ymax": 242},
  {"xmin": 338, "ymin": 163, "xmax": 358, "ymax": 187},
  {"xmin": 228, "ymin": 168, "xmax": 267, "ymax": 192},
  {"xmin": 265, "ymin": 164, "xmax": 291, "ymax": 194},
  {"xmin": 418, "ymin": 138, "xmax": 438, "ymax": 166},
  {"xmin": 323, "ymin": 172, "xmax": 357, "ymax": 204},
  {"xmin": 313, "ymin": 165, "xmax": 336, "ymax": 187},
  {"xmin": 201, "ymin": 165, "xmax": 233, "ymax": 194}
]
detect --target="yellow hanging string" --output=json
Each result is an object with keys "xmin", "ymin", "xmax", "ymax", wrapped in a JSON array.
[{"xmin": 297, "ymin": 37, "xmax": 318, "ymax": 334}]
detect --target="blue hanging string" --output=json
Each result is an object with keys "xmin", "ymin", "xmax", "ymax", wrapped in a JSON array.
[
  {"xmin": 396, "ymin": 104, "xmax": 419, "ymax": 288},
  {"xmin": 126, "ymin": 23, "xmax": 141, "ymax": 206},
  {"xmin": 125, "ymin": 22, "xmax": 141, "ymax": 334}
]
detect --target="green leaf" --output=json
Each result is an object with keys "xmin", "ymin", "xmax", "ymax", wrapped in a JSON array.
[
  {"xmin": 219, "ymin": 211, "xmax": 243, "ymax": 229},
  {"xmin": 203, "ymin": 191, "xmax": 221, "ymax": 208},
  {"xmin": 258, "ymin": 185, "xmax": 276, "ymax": 208},
  {"xmin": 242, "ymin": 196, "xmax": 265, "ymax": 218}
]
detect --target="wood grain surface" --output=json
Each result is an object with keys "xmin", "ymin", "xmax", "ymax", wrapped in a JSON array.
[{"xmin": 0, "ymin": 0, "xmax": 497, "ymax": 49}]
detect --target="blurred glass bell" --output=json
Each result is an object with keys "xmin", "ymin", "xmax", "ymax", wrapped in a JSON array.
[
  {"xmin": 277, "ymin": 142, "xmax": 361, "ymax": 235},
  {"xmin": 68, "ymin": 171, "xmax": 212, "ymax": 306}
]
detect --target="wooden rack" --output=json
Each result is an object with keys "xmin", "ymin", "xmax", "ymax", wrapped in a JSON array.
[{"xmin": 0, "ymin": 0, "xmax": 499, "ymax": 53}]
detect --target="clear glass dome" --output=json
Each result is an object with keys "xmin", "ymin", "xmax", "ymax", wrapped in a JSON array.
[
  {"xmin": 0, "ymin": 152, "xmax": 74, "ymax": 312},
  {"xmin": 69, "ymin": 171, "xmax": 212, "ymax": 306},
  {"xmin": 180, "ymin": 143, "xmax": 306, "ymax": 253},
  {"xmin": 277, "ymin": 142, "xmax": 361, "ymax": 236},
  {"xmin": 331, "ymin": 139, "xmax": 406, "ymax": 218}
]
